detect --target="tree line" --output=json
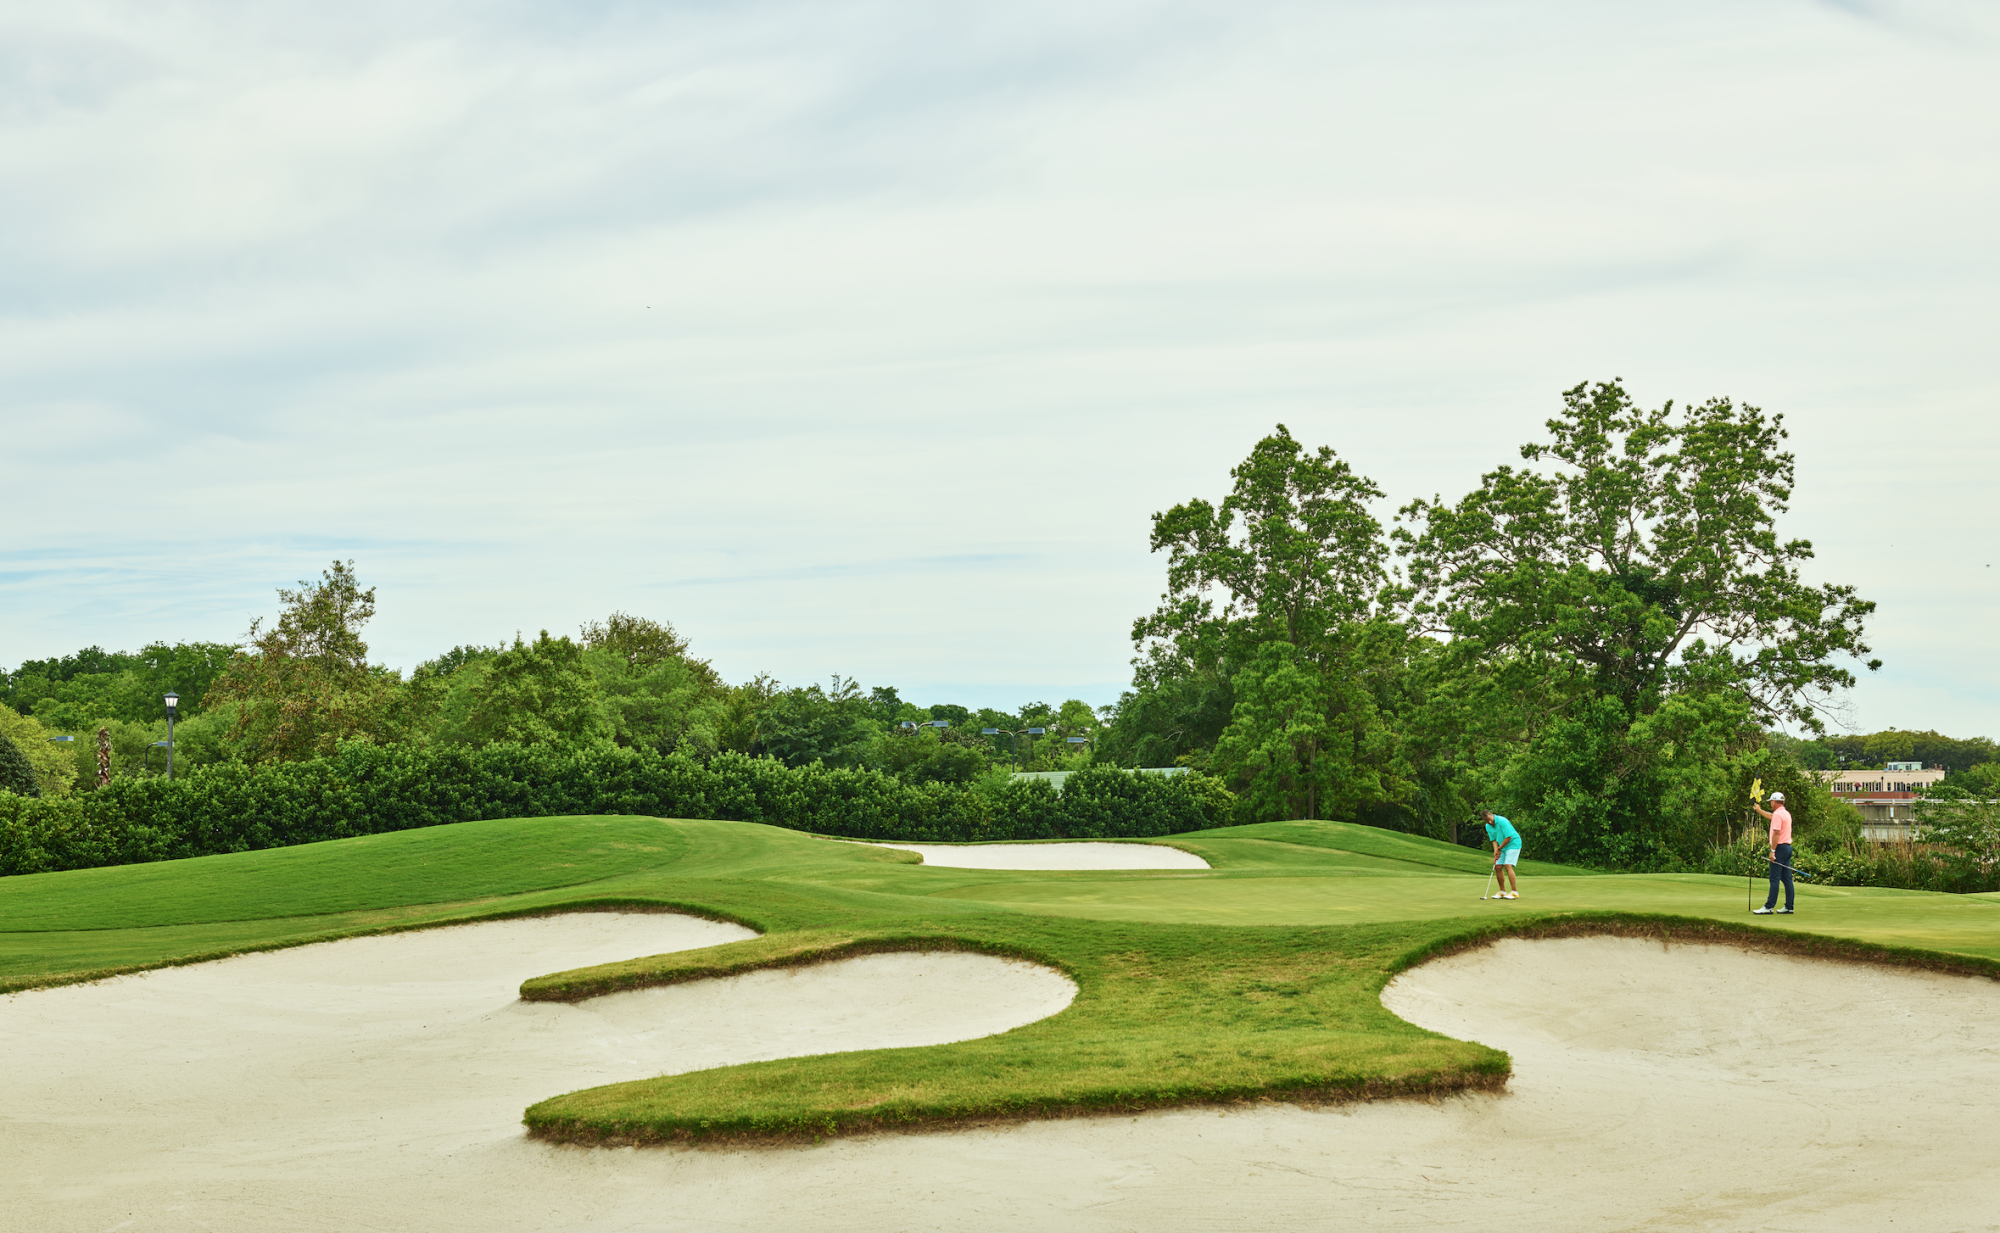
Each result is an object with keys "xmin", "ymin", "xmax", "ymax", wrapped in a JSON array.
[
  {"xmin": 5, "ymin": 378, "xmax": 1996, "ymax": 873},
  {"xmin": 0, "ymin": 567, "xmax": 1108, "ymax": 800}
]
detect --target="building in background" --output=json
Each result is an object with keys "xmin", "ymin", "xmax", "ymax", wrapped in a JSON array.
[{"xmin": 1824, "ymin": 762, "xmax": 1947, "ymax": 841}]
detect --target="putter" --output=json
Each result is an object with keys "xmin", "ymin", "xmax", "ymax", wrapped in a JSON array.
[{"xmin": 1481, "ymin": 867, "xmax": 1497, "ymax": 900}]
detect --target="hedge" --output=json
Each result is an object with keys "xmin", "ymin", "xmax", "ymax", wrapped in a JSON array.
[{"xmin": 0, "ymin": 744, "xmax": 1233, "ymax": 878}]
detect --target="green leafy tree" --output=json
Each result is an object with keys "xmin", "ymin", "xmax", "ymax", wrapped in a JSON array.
[
  {"xmin": 1396, "ymin": 380, "xmax": 1878, "ymax": 864},
  {"xmin": 587, "ymin": 649, "xmax": 725, "ymax": 754},
  {"xmin": 1958, "ymin": 762, "xmax": 2000, "ymax": 796},
  {"xmin": 758, "ymin": 676, "xmax": 874, "ymax": 768},
  {"xmin": 1915, "ymin": 785, "xmax": 2000, "ymax": 883},
  {"xmin": 205, "ymin": 560, "xmax": 403, "ymax": 761},
  {"xmin": 1098, "ymin": 649, "xmax": 1235, "ymax": 771},
  {"xmin": 1818, "ymin": 729, "xmax": 1998, "ymax": 773},
  {"xmin": 1135, "ymin": 424, "xmax": 1399, "ymax": 820},
  {"xmin": 461, "ymin": 632, "xmax": 611, "ymax": 747},
  {"xmin": 0, "ymin": 703, "xmax": 77, "ymax": 796},
  {"xmin": 2, "ymin": 646, "xmax": 140, "ymax": 714},
  {"xmin": 713, "ymin": 674, "xmax": 781, "ymax": 754},
  {"xmin": 1398, "ymin": 380, "xmax": 1877, "ymax": 730},
  {"xmin": 132, "ymin": 642, "xmax": 238, "ymax": 718},
  {"xmin": 867, "ymin": 686, "xmax": 906, "ymax": 725},
  {"xmin": 419, "ymin": 644, "xmax": 504, "ymax": 679},
  {"xmin": 4, "ymin": 642, "xmax": 228, "ymax": 730},
  {"xmin": 1211, "ymin": 638, "xmax": 1395, "ymax": 821},
  {"xmin": 0, "ymin": 729, "xmax": 40, "ymax": 797},
  {"xmin": 928, "ymin": 703, "xmax": 972, "ymax": 729},
  {"xmin": 873, "ymin": 725, "xmax": 993, "ymax": 784},
  {"xmin": 580, "ymin": 612, "xmax": 722, "ymax": 686},
  {"xmin": 571, "ymin": 613, "xmax": 727, "ymax": 753}
]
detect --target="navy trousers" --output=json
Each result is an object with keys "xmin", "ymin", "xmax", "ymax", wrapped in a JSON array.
[{"xmin": 1765, "ymin": 842, "xmax": 1795, "ymax": 911}]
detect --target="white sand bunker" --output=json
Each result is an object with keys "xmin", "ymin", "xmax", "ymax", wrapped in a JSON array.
[
  {"xmin": 1, "ymin": 912, "xmax": 1075, "ymax": 1231},
  {"xmin": 9, "ymin": 930, "xmax": 1997, "ymax": 1231},
  {"xmin": 867, "ymin": 840, "xmax": 1210, "ymax": 869}
]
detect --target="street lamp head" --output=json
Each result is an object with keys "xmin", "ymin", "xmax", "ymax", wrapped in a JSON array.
[
  {"xmin": 1067, "ymin": 736, "xmax": 1089, "ymax": 744},
  {"xmin": 164, "ymin": 691, "xmax": 180, "ymax": 713},
  {"xmin": 930, "ymin": 720, "xmax": 950, "ymax": 729},
  {"xmin": 48, "ymin": 735, "xmax": 75, "ymax": 743},
  {"xmin": 981, "ymin": 728, "xmax": 1000, "ymax": 735},
  {"xmin": 1026, "ymin": 727, "xmax": 1046, "ymax": 735}
]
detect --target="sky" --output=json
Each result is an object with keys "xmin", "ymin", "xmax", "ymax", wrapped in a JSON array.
[{"xmin": 2, "ymin": 0, "xmax": 1995, "ymax": 735}]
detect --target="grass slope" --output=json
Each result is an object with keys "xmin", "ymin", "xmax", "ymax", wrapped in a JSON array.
[{"xmin": 5, "ymin": 815, "xmax": 1997, "ymax": 1142}]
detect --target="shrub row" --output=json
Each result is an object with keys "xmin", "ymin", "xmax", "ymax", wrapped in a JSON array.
[
  {"xmin": 1699, "ymin": 835, "xmax": 2000, "ymax": 894},
  {"xmin": 0, "ymin": 744, "xmax": 1234, "ymax": 878}
]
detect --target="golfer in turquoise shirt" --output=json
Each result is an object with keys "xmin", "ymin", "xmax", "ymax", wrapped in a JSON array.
[{"xmin": 1482, "ymin": 809, "xmax": 1522, "ymax": 899}]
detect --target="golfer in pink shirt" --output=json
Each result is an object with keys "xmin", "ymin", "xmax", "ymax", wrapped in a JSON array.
[{"xmin": 1750, "ymin": 792, "xmax": 1794, "ymax": 915}]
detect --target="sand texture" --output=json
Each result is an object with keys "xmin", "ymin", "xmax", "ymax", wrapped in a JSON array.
[
  {"xmin": 865, "ymin": 840, "xmax": 1211, "ymax": 869},
  {"xmin": 0, "ymin": 912, "xmax": 1075, "ymax": 1232},
  {"xmin": 6, "ymin": 931, "xmax": 1998, "ymax": 1231}
]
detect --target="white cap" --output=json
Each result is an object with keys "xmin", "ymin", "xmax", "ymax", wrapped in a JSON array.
[{"xmin": 1769, "ymin": 792, "xmax": 1785, "ymax": 802}]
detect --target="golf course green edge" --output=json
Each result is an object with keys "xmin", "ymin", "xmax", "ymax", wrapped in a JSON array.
[
  {"xmin": 0, "ymin": 898, "xmax": 767, "ymax": 996},
  {"xmin": 518, "ymin": 910, "xmax": 2000, "ymax": 1148}
]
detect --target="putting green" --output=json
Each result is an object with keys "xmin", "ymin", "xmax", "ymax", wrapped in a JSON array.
[{"xmin": 928, "ymin": 870, "xmax": 2000, "ymax": 961}]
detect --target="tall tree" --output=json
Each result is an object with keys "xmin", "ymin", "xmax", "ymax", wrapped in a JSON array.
[
  {"xmin": 0, "ymin": 727, "xmax": 42, "ymax": 797},
  {"xmin": 0, "ymin": 703, "xmax": 80, "ymax": 796},
  {"xmin": 575, "ymin": 612, "xmax": 725, "ymax": 752},
  {"xmin": 206, "ymin": 560, "xmax": 400, "ymax": 761},
  {"xmin": 461, "ymin": 632, "xmax": 611, "ymax": 747},
  {"xmin": 757, "ymin": 676, "xmax": 873, "ymax": 768},
  {"xmin": 1139, "ymin": 424, "xmax": 1389, "ymax": 657},
  {"xmin": 1134, "ymin": 425, "xmax": 1399, "ymax": 820},
  {"xmin": 1396, "ymin": 380, "xmax": 1878, "ymax": 863},
  {"xmin": 579, "ymin": 612, "xmax": 721, "ymax": 687}
]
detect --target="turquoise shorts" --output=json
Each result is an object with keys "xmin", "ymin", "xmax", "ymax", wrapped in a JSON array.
[{"xmin": 1495, "ymin": 846, "xmax": 1520, "ymax": 866}]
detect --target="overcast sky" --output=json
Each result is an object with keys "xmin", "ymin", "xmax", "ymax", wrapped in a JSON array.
[{"xmin": 2, "ymin": 0, "xmax": 1995, "ymax": 735}]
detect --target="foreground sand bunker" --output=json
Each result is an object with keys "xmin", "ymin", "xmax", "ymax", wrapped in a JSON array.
[
  {"xmin": 7, "ymin": 932, "xmax": 1998, "ymax": 1231},
  {"xmin": 2, "ymin": 912, "xmax": 1075, "ymax": 1229},
  {"xmin": 865, "ymin": 840, "xmax": 1211, "ymax": 869}
]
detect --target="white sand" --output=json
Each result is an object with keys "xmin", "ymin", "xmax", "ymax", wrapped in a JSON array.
[
  {"xmin": 7, "ymin": 931, "xmax": 1999, "ymax": 1231},
  {"xmin": 0, "ymin": 912, "xmax": 1074, "ymax": 1232},
  {"xmin": 864, "ymin": 840, "xmax": 1211, "ymax": 869}
]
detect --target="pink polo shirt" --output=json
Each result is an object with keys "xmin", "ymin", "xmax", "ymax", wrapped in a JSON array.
[{"xmin": 1770, "ymin": 806, "xmax": 1793, "ymax": 846}]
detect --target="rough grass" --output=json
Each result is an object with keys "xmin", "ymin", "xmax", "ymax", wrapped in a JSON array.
[{"xmin": 6, "ymin": 813, "xmax": 1998, "ymax": 1144}]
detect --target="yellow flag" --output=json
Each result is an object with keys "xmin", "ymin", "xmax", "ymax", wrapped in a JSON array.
[{"xmin": 1749, "ymin": 777, "xmax": 1763, "ymax": 804}]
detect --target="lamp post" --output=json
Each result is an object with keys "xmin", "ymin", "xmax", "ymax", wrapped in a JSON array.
[
  {"xmin": 163, "ymin": 692, "xmax": 179, "ymax": 781},
  {"xmin": 980, "ymin": 726, "xmax": 1046, "ymax": 771},
  {"xmin": 981, "ymin": 727, "xmax": 1012, "ymax": 770}
]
